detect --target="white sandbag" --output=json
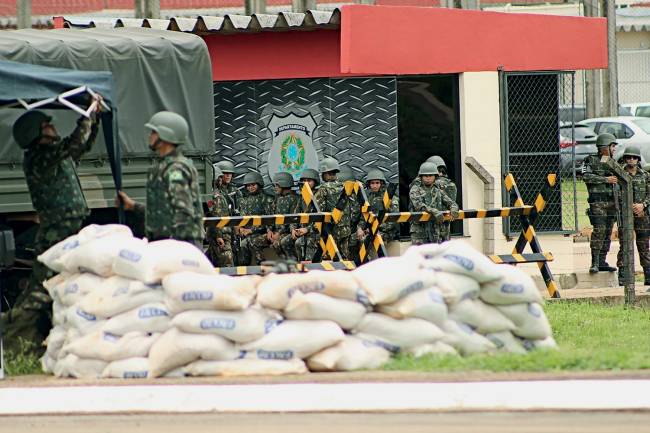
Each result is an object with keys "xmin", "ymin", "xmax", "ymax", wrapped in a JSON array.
[
  {"xmin": 44, "ymin": 326, "xmax": 67, "ymax": 359},
  {"xmin": 78, "ymin": 276, "xmax": 164, "ymax": 318},
  {"xmin": 404, "ymin": 341, "xmax": 459, "ymax": 358},
  {"xmin": 497, "ymin": 302, "xmax": 552, "ymax": 340},
  {"xmin": 353, "ymin": 313, "xmax": 444, "ymax": 350},
  {"xmin": 112, "ymin": 239, "xmax": 214, "ymax": 284},
  {"xmin": 376, "ymin": 288, "xmax": 447, "ymax": 326},
  {"xmin": 240, "ymin": 320, "xmax": 344, "ymax": 359},
  {"xmin": 441, "ymin": 320, "xmax": 497, "ymax": 356},
  {"xmin": 184, "ymin": 358, "xmax": 307, "ymax": 377},
  {"xmin": 52, "ymin": 301, "xmax": 66, "ymax": 327},
  {"xmin": 64, "ymin": 306, "xmax": 106, "ymax": 335},
  {"xmin": 102, "ymin": 303, "xmax": 171, "ymax": 336},
  {"xmin": 485, "ymin": 331, "xmax": 528, "ymax": 354},
  {"xmin": 480, "ymin": 265, "xmax": 544, "ymax": 305},
  {"xmin": 306, "ymin": 335, "xmax": 392, "ymax": 372},
  {"xmin": 59, "ymin": 235, "xmax": 142, "ymax": 277},
  {"xmin": 54, "ymin": 273, "xmax": 104, "ymax": 307},
  {"xmin": 521, "ymin": 336, "xmax": 559, "ymax": 351},
  {"xmin": 163, "ymin": 272, "xmax": 257, "ymax": 313},
  {"xmin": 43, "ymin": 273, "xmax": 69, "ymax": 302},
  {"xmin": 435, "ymin": 272, "xmax": 481, "ymax": 305},
  {"xmin": 448, "ymin": 299, "xmax": 515, "ymax": 334},
  {"xmin": 352, "ymin": 256, "xmax": 436, "ymax": 305},
  {"xmin": 148, "ymin": 328, "xmax": 240, "ymax": 377},
  {"xmin": 41, "ymin": 353, "xmax": 57, "ymax": 374},
  {"xmin": 101, "ymin": 357, "xmax": 150, "ymax": 379},
  {"xmin": 411, "ymin": 240, "xmax": 501, "ymax": 283},
  {"xmin": 284, "ymin": 292, "xmax": 366, "ymax": 330},
  {"xmin": 256, "ymin": 271, "xmax": 367, "ymax": 310},
  {"xmin": 60, "ymin": 330, "xmax": 159, "ymax": 362},
  {"xmin": 53, "ymin": 354, "xmax": 107, "ymax": 379},
  {"xmin": 172, "ymin": 307, "xmax": 279, "ymax": 343}
]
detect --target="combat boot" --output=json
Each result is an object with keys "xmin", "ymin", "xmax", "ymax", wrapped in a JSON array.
[
  {"xmin": 598, "ymin": 256, "xmax": 617, "ymax": 272},
  {"xmin": 644, "ymin": 268, "xmax": 650, "ymax": 286},
  {"xmin": 589, "ymin": 256, "xmax": 599, "ymax": 274}
]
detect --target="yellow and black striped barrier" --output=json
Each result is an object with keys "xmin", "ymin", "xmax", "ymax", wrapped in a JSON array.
[
  {"xmin": 216, "ymin": 260, "xmax": 356, "ymax": 276},
  {"xmin": 489, "ymin": 252, "xmax": 554, "ymax": 265},
  {"xmin": 380, "ymin": 206, "xmax": 535, "ymax": 224},
  {"xmin": 203, "ymin": 212, "xmax": 331, "ymax": 228}
]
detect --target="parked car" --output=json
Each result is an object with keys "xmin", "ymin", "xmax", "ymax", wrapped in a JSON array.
[
  {"xmin": 578, "ymin": 116, "xmax": 650, "ymax": 164},
  {"xmin": 620, "ymin": 103, "xmax": 650, "ymax": 118},
  {"xmin": 559, "ymin": 123, "xmax": 597, "ymax": 172}
]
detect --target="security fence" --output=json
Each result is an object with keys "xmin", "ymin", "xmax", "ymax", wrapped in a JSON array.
[{"xmin": 500, "ymin": 71, "xmax": 578, "ymax": 236}]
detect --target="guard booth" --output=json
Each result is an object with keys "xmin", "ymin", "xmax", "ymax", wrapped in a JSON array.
[{"xmin": 59, "ymin": 5, "xmax": 608, "ymax": 278}]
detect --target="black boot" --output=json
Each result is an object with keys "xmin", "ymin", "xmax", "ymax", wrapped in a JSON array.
[
  {"xmin": 589, "ymin": 256, "xmax": 599, "ymax": 274},
  {"xmin": 599, "ymin": 256, "xmax": 617, "ymax": 272},
  {"xmin": 644, "ymin": 268, "xmax": 650, "ymax": 286}
]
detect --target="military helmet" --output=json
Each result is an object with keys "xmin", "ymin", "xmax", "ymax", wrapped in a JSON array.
[
  {"xmin": 243, "ymin": 171, "xmax": 264, "ymax": 187},
  {"xmin": 623, "ymin": 145, "xmax": 642, "ymax": 159},
  {"xmin": 365, "ymin": 168, "xmax": 387, "ymax": 184},
  {"xmin": 216, "ymin": 160, "xmax": 236, "ymax": 174},
  {"xmin": 13, "ymin": 110, "xmax": 51, "ymax": 149},
  {"xmin": 418, "ymin": 161, "xmax": 439, "ymax": 177},
  {"xmin": 273, "ymin": 171, "xmax": 294, "ymax": 188},
  {"xmin": 426, "ymin": 155, "xmax": 446, "ymax": 169},
  {"xmin": 299, "ymin": 168, "xmax": 320, "ymax": 186},
  {"xmin": 596, "ymin": 133, "xmax": 617, "ymax": 148},
  {"xmin": 212, "ymin": 163, "xmax": 224, "ymax": 179},
  {"xmin": 145, "ymin": 111, "xmax": 189, "ymax": 145},
  {"xmin": 338, "ymin": 165, "xmax": 356, "ymax": 182},
  {"xmin": 319, "ymin": 156, "xmax": 340, "ymax": 174}
]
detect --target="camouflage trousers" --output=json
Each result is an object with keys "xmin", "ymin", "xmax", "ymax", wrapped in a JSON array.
[
  {"xmin": 241, "ymin": 231, "xmax": 297, "ymax": 265},
  {"xmin": 410, "ymin": 222, "xmax": 440, "ymax": 245},
  {"xmin": 206, "ymin": 232, "xmax": 234, "ymax": 267},
  {"xmin": 617, "ymin": 216, "xmax": 650, "ymax": 273},
  {"xmin": 4, "ymin": 218, "xmax": 84, "ymax": 355},
  {"xmin": 588, "ymin": 202, "xmax": 616, "ymax": 263},
  {"xmin": 333, "ymin": 235, "xmax": 350, "ymax": 261},
  {"xmin": 359, "ymin": 230, "xmax": 394, "ymax": 261},
  {"xmin": 295, "ymin": 232, "xmax": 320, "ymax": 262},
  {"xmin": 439, "ymin": 221, "xmax": 451, "ymax": 242}
]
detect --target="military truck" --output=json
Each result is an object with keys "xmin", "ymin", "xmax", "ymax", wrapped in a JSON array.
[{"xmin": 0, "ymin": 28, "xmax": 215, "ymax": 307}]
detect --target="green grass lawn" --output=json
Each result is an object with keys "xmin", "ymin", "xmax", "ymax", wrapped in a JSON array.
[
  {"xmin": 562, "ymin": 178, "xmax": 590, "ymax": 231},
  {"xmin": 385, "ymin": 301, "xmax": 650, "ymax": 372}
]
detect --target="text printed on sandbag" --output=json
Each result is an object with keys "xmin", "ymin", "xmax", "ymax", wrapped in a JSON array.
[{"xmin": 181, "ymin": 291, "xmax": 214, "ymax": 302}]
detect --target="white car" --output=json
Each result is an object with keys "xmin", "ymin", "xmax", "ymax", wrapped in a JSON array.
[
  {"xmin": 620, "ymin": 103, "xmax": 650, "ymax": 118},
  {"xmin": 578, "ymin": 116, "xmax": 650, "ymax": 163}
]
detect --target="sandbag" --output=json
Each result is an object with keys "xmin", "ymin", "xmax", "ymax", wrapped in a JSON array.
[
  {"xmin": 184, "ymin": 358, "xmax": 307, "ymax": 377},
  {"xmin": 404, "ymin": 341, "xmax": 459, "ymax": 358},
  {"xmin": 102, "ymin": 303, "xmax": 171, "ymax": 336},
  {"xmin": 240, "ymin": 320, "xmax": 344, "ymax": 359},
  {"xmin": 448, "ymin": 299, "xmax": 515, "ymax": 334},
  {"xmin": 43, "ymin": 273, "xmax": 69, "ymax": 302},
  {"xmin": 411, "ymin": 240, "xmax": 502, "ymax": 283},
  {"xmin": 54, "ymin": 273, "xmax": 104, "ymax": 307},
  {"xmin": 53, "ymin": 354, "xmax": 107, "ymax": 379},
  {"xmin": 497, "ymin": 303, "xmax": 552, "ymax": 340},
  {"xmin": 521, "ymin": 336, "xmax": 559, "ymax": 351},
  {"xmin": 163, "ymin": 272, "xmax": 257, "ymax": 314},
  {"xmin": 112, "ymin": 239, "xmax": 215, "ymax": 284},
  {"xmin": 256, "ymin": 271, "xmax": 366, "ymax": 310},
  {"xmin": 376, "ymin": 288, "xmax": 447, "ymax": 326},
  {"xmin": 172, "ymin": 307, "xmax": 279, "ymax": 343},
  {"xmin": 435, "ymin": 272, "xmax": 481, "ymax": 305},
  {"xmin": 353, "ymin": 313, "xmax": 444, "ymax": 350},
  {"xmin": 284, "ymin": 292, "xmax": 366, "ymax": 330},
  {"xmin": 60, "ymin": 235, "xmax": 143, "ymax": 277},
  {"xmin": 485, "ymin": 331, "xmax": 528, "ymax": 354},
  {"xmin": 352, "ymin": 257, "xmax": 436, "ymax": 305},
  {"xmin": 52, "ymin": 302, "xmax": 66, "ymax": 327},
  {"xmin": 64, "ymin": 307, "xmax": 106, "ymax": 335},
  {"xmin": 41, "ymin": 353, "xmax": 57, "ymax": 374},
  {"xmin": 441, "ymin": 320, "xmax": 497, "ymax": 356},
  {"xmin": 60, "ymin": 330, "xmax": 159, "ymax": 362},
  {"xmin": 306, "ymin": 335, "xmax": 392, "ymax": 372},
  {"xmin": 78, "ymin": 276, "xmax": 164, "ymax": 318},
  {"xmin": 44, "ymin": 326, "xmax": 67, "ymax": 360},
  {"xmin": 148, "ymin": 328, "xmax": 240, "ymax": 377},
  {"xmin": 480, "ymin": 265, "xmax": 544, "ymax": 305},
  {"xmin": 101, "ymin": 357, "xmax": 150, "ymax": 379}
]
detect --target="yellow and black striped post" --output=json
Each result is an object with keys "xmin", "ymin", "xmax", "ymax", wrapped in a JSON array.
[
  {"xmin": 489, "ymin": 252, "xmax": 554, "ymax": 265},
  {"xmin": 356, "ymin": 182, "xmax": 392, "ymax": 264},
  {"xmin": 215, "ymin": 260, "xmax": 357, "ymax": 276},
  {"xmin": 504, "ymin": 173, "xmax": 560, "ymax": 298}
]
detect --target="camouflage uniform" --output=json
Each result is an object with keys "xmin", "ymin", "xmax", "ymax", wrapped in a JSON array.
[
  {"xmin": 294, "ymin": 182, "xmax": 321, "ymax": 262},
  {"xmin": 409, "ymin": 182, "xmax": 458, "ymax": 245},
  {"xmin": 206, "ymin": 185, "xmax": 234, "ymax": 267},
  {"xmin": 239, "ymin": 188, "xmax": 273, "ymax": 265},
  {"xmin": 583, "ymin": 154, "xmax": 618, "ymax": 272},
  {"xmin": 5, "ymin": 114, "xmax": 99, "ymax": 353},
  {"xmin": 315, "ymin": 179, "xmax": 352, "ymax": 259},
  {"xmin": 134, "ymin": 148, "xmax": 204, "ymax": 248},
  {"xmin": 270, "ymin": 191, "xmax": 300, "ymax": 261},
  {"xmin": 435, "ymin": 176, "xmax": 457, "ymax": 241},
  {"xmin": 359, "ymin": 187, "xmax": 400, "ymax": 259}
]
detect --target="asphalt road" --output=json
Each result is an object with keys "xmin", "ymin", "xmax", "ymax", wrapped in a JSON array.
[{"xmin": 3, "ymin": 412, "xmax": 650, "ymax": 433}]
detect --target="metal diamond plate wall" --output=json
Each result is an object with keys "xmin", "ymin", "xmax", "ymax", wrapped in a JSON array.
[{"xmin": 213, "ymin": 77, "xmax": 398, "ymax": 187}]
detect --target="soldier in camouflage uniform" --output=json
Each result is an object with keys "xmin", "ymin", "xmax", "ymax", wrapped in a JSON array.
[
  {"xmin": 4, "ymin": 101, "xmax": 102, "ymax": 353},
  {"xmin": 118, "ymin": 111, "xmax": 204, "ymax": 248},
  {"xmin": 315, "ymin": 157, "xmax": 353, "ymax": 260},
  {"xmin": 206, "ymin": 165, "xmax": 233, "ymax": 267},
  {"xmin": 339, "ymin": 165, "xmax": 362, "ymax": 263},
  {"xmin": 239, "ymin": 171, "xmax": 274, "ymax": 265},
  {"xmin": 427, "ymin": 155, "xmax": 457, "ymax": 242},
  {"xmin": 293, "ymin": 168, "xmax": 321, "ymax": 261},
  {"xmin": 616, "ymin": 146, "xmax": 650, "ymax": 286},
  {"xmin": 357, "ymin": 168, "xmax": 399, "ymax": 260},
  {"xmin": 409, "ymin": 161, "xmax": 458, "ymax": 245},
  {"xmin": 216, "ymin": 160, "xmax": 242, "ymax": 214},
  {"xmin": 269, "ymin": 172, "xmax": 300, "ymax": 261},
  {"xmin": 582, "ymin": 133, "xmax": 619, "ymax": 274}
]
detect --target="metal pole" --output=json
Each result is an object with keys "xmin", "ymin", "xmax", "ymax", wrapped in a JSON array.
[
  {"xmin": 144, "ymin": 0, "xmax": 160, "ymax": 19},
  {"xmin": 293, "ymin": 0, "xmax": 317, "ymax": 12},
  {"xmin": 135, "ymin": 0, "xmax": 144, "ymax": 19},
  {"xmin": 606, "ymin": 0, "xmax": 619, "ymax": 116},
  {"xmin": 584, "ymin": 0, "xmax": 597, "ymax": 119},
  {"xmin": 16, "ymin": 0, "xmax": 31, "ymax": 29},
  {"xmin": 460, "ymin": 0, "xmax": 480, "ymax": 9},
  {"xmin": 246, "ymin": 0, "xmax": 267, "ymax": 14}
]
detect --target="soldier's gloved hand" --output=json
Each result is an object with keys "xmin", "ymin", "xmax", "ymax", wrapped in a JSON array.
[
  {"xmin": 434, "ymin": 212, "xmax": 445, "ymax": 223},
  {"xmin": 450, "ymin": 209, "xmax": 459, "ymax": 220}
]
